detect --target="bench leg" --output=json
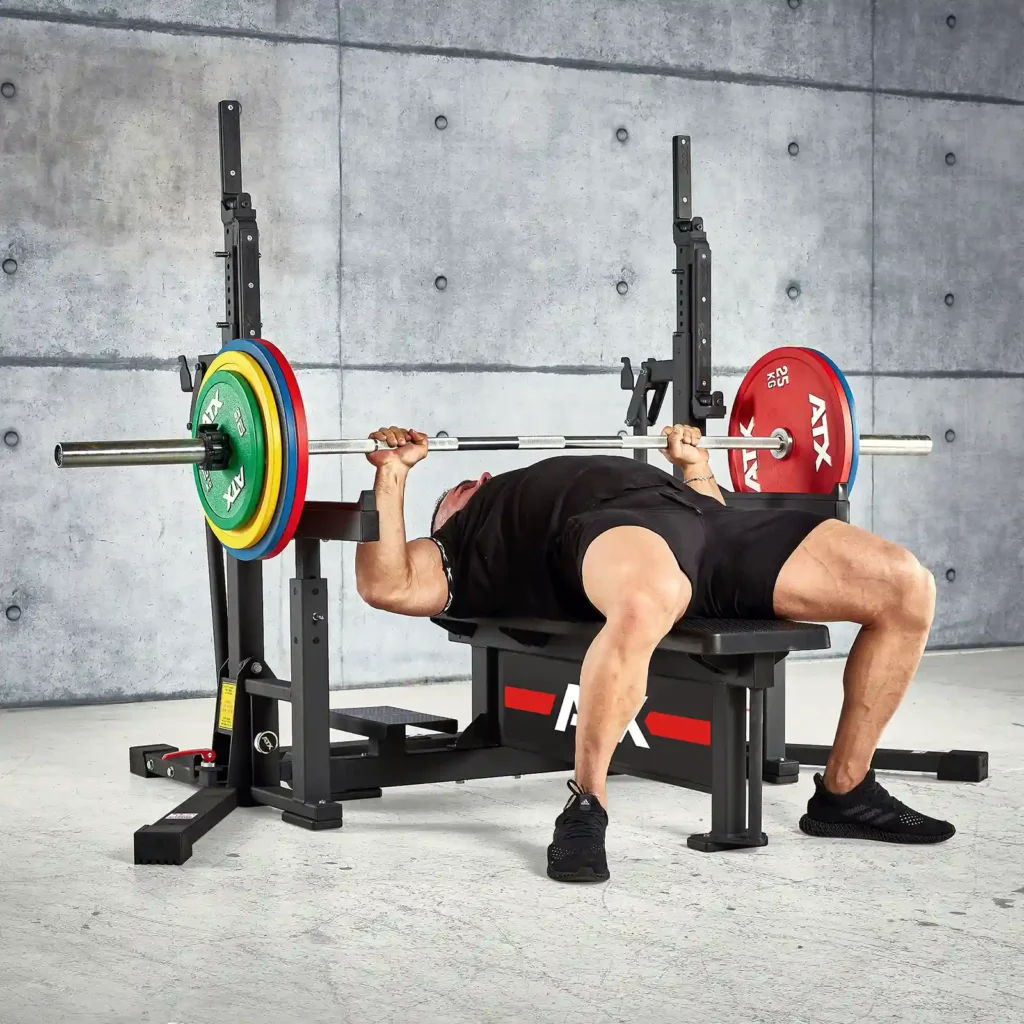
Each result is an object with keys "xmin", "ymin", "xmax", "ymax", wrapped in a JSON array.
[
  {"xmin": 763, "ymin": 660, "xmax": 800, "ymax": 785},
  {"xmin": 687, "ymin": 685, "xmax": 768, "ymax": 853}
]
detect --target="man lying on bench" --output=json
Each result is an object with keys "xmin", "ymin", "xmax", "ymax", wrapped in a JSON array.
[{"xmin": 354, "ymin": 424, "xmax": 954, "ymax": 883}]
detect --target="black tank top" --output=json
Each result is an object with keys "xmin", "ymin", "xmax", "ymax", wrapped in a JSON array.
[{"xmin": 430, "ymin": 455, "xmax": 704, "ymax": 618}]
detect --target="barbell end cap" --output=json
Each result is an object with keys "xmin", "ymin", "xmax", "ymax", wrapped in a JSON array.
[{"xmin": 54, "ymin": 444, "xmax": 63, "ymax": 468}]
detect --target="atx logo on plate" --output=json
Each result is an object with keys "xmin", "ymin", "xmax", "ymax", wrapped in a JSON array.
[
  {"xmin": 738, "ymin": 390, "xmax": 833, "ymax": 489},
  {"xmin": 221, "ymin": 467, "xmax": 247, "ymax": 511},
  {"xmin": 737, "ymin": 416, "xmax": 759, "ymax": 490},
  {"xmin": 808, "ymin": 392, "xmax": 832, "ymax": 470},
  {"xmin": 553, "ymin": 684, "xmax": 650, "ymax": 748},
  {"xmin": 198, "ymin": 386, "xmax": 248, "ymax": 510},
  {"xmin": 200, "ymin": 387, "xmax": 224, "ymax": 425}
]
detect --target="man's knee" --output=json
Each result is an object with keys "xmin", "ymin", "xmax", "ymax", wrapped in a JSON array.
[
  {"xmin": 602, "ymin": 578, "xmax": 690, "ymax": 648},
  {"xmin": 885, "ymin": 549, "xmax": 935, "ymax": 631}
]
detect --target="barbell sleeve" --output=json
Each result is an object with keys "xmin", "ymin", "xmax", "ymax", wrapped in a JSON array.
[
  {"xmin": 54, "ymin": 439, "xmax": 209, "ymax": 468},
  {"xmin": 55, "ymin": 431, "xmax": 933, "ymax": 469},
  {"xmin": 856, "ymin": 435, "xmax": 933, "ymax": 457}
]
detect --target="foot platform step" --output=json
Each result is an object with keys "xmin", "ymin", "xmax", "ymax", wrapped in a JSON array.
[{"xmin": 329, "ymin": 705, "xmax": 459, "ymax": 742}]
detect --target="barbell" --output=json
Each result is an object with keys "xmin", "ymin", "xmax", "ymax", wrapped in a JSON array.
[
  {"xmin": 54, "ymin": 339, "xmax": 932, "ymax": 561},
  {"xmin": 56, "ymin": 429, "xmax": 932, "ymax": 463}
]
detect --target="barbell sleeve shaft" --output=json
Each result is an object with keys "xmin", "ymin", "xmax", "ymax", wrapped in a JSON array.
[
  {"xmin": 857, "ymin": 435, "xmax": 933, "ymax": 457},
  {"xmin": 54, "ymin": 439, "xmax": 209, "ymax": 468},
  {"xmin": 55, "ymin": 432, "xmax": 933, "ymax": 469}
]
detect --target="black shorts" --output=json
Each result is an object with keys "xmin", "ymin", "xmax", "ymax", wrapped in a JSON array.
[{"xmin": 562, "ymin": 489, "xmax": 829, "ymax": 619}]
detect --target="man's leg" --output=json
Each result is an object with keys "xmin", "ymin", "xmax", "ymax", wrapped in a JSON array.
[
  {"xmin": 773, "ymin": 518, "xmax": 953, "ymax": 843},
  {"xmin": 773, "ymin": 518, "xmax": 935, "ymax": 793},
  {"xmin": 576, "ymin": 526, "xmax": 692, "ymax": 807},
  {"xmin": 546, "ymin": 525, "xmax": 691, "ymax": 882}
]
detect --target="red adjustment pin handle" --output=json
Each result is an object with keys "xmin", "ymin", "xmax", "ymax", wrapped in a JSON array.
[{"xmin": 161, "ymin": 748, "xmax": 216, "ymax": 764}]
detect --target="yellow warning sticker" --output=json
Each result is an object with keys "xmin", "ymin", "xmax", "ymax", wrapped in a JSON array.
[{"xmin": 218, "ymin": 681, "xmax": 237, "ymax": 733}]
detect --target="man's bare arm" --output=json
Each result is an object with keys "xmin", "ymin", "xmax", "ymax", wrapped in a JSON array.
[
  {"xmin": 661, "ymin": 423, "xmax": 727, "ymax": 506},
  {"xmin": 354, "ymin": 431, "xmax": 449, "ymax": 617},
  {"xmin": 680, "ymin": 466, "xmax": 727, "ymax": 506}
]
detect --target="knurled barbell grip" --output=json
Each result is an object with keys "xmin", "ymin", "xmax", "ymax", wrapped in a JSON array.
[
  {"xmin": 310, "ymin": 432, "xmax": 931, "ymax": 457},
  {"xmin": 306, "ymin": 434, "xmax": 788, "ymax": 455}
]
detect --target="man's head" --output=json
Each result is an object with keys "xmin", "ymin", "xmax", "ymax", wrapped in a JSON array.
[{"xmin": 430, "ymin": 472, "xmax": 492, "ymax": 533}]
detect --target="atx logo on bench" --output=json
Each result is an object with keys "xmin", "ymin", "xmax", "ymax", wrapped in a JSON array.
[{"xmin": 553, "ymin": 684, "xmax": 650, "ymax": 748}]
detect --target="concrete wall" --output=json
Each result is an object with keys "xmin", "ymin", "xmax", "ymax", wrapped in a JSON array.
[{"xmin": 2, "ymin": 2, "xmax": 1022, "ymax": 704}]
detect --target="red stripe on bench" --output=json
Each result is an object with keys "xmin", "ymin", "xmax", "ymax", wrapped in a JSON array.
[
  {"xmin": 644, "ymin": 711, "xmax": 711, "ymax": 746},
  {"xmin": 504, "ymin": 687, "xmax": 557, "ymax": 715}
]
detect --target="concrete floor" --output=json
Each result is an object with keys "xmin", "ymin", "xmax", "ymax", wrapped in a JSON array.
[{"xmin": 1, "ymin": 649, "xmax": 1023, "ymax": 1024}]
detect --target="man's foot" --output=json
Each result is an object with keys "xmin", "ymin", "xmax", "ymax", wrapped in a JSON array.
[
  {"xmin": 546, "ymin": 780, "xmax": 610, "ymax": 882},
  {"xmin": 799, "ymin": 769, "xmax": 955, "ymax": 844}
]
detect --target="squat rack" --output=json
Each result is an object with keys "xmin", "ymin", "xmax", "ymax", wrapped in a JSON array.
[
  {"xmin": 132, "ymin": 102, "xmax": 558, "ymax": 862},
  {"xmin": 129, "ymin": 101, "xmax": 987, "ymax": 865}
]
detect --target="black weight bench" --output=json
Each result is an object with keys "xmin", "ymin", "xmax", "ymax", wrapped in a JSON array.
[{"xmin": 431, "ymin": 614, "xmax": 830, "ymax": 851}]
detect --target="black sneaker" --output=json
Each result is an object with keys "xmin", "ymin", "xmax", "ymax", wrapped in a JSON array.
[
  {"xmin": 799, "ymin": 770, "xmax": 955, "ymax": 844},
  {"xmin": 546, "ymin": 780, "xmax": 610, "ymax": 882}
]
